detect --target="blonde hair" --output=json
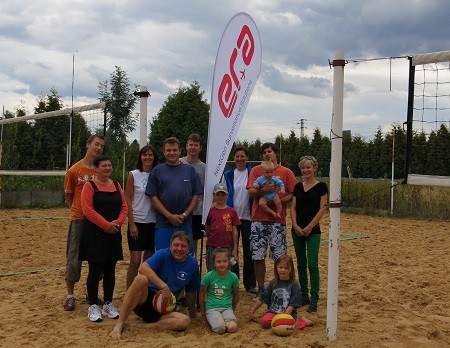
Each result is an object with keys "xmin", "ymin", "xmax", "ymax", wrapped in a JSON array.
[
  {"xmin": 298, "ymin": 156, "xmax": 318, "ymax": 172},
  {"xmin": 261, "ymin": 160, "xmax": 274, "ymax": 172}
]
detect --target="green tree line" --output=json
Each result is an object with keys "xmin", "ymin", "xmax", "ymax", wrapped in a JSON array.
[
  {"xmin": 232, "ymin": 124, "xmax": 449, "ymax": 179},
  {"xmin": 1, "ymin": 68, "xmax": 448, "ymax": 181}
]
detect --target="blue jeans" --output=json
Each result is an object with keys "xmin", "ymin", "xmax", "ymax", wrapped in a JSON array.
[{"xmin": 155, "ymin": 224, "xmax": 194, "ymax": 254}]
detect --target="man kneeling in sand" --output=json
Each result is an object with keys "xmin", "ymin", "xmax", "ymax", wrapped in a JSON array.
[{"xmin": 110, "ymin": 231, "xmax": 200, "ymax": 339}]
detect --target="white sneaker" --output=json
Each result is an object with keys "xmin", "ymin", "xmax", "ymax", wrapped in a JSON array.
[
  {"xmin": 88, "ymin": 304, "xmax": 102, "ymax": 322},
  {"xmin": 102, "ymin": 302, "xmax": 119, "ymax": 319}
]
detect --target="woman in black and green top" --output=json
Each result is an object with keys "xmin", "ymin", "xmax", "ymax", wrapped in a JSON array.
[{"xmin": 290, "ymin": 156, "xmax": 328, "ymax": 313}]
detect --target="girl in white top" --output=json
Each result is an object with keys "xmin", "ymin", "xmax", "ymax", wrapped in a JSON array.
[{"xmin": 125, "ymin": 145, "xmax": 158, "ymax": 289}]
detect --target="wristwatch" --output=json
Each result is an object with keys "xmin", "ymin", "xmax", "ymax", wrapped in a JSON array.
[{"xmin": 182, "ymin": 212, "xmax": 187, "ymax": 218}]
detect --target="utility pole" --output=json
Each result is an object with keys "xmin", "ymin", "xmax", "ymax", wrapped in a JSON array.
[{"xmin": 297, "ymin": 118, "xmax": 307, "ymax": 138}]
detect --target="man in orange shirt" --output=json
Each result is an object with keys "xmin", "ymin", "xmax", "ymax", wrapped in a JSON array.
[
  {"xmin": 63, "ymin": 134, "xmax": 105, "ymax": 311},
  {"xmin": 247, "ymin": 142, "xmax": 297, "ymax": 300}
]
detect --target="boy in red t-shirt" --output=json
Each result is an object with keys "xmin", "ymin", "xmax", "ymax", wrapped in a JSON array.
[{"xmin": 205, "ymin": 183, "xmax": 241, "ymax": 274}]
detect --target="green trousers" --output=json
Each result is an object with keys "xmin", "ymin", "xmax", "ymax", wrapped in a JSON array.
[{"xmin": 292, "ymin": 232, "xmax": 321, "ymax": 304}]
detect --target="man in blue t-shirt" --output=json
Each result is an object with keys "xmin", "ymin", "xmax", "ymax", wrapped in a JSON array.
[
  {"xmin": 110, "ymin": 231, "xmax": 200, "ymax": 339},
  {"xmin": 145, "ymin": 137, "xmax": 203, "ymax": 254}
]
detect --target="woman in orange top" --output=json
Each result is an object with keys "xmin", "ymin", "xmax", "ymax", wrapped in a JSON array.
[{"xmin": 79, "ymin": 155, "xmax": 128, "ymax": 322}]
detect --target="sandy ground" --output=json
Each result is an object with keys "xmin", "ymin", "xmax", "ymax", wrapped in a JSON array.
[{"xmin": 0, "ymin": 207, "xmax": 448, "ymax": 348}]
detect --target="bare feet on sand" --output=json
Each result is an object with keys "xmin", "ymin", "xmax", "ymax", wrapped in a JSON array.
[
  {"xmin": 109, "ymin": 322, "xmax": 124, "ymax": 339},
  {"xmin": 294, "ymin": 317, "xmax": 315, "ymax": 330}
]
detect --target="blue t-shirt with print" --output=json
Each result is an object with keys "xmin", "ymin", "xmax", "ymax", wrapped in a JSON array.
[{"xmin": 145, "ymin": 248, "xmax": 200, "ymax": 298}]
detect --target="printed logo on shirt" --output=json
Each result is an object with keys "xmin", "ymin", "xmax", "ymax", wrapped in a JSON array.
[
  {"xmin": 214, "ymin": 283, "xmax": 226, "ymax": 298},
  {"xmin": 223, "ymin": 213, "xmax": 233, "ymax": 233},
  {"xmin": 177, "ymin": 271, "xmax": 188, "ymax": 281},
  {"xmin": 77, "ymin": 174, "xmax": 94, "ymax": 185}
]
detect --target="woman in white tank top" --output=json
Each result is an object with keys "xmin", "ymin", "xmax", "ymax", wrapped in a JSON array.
[{"xmin": 124, "ymin": 145, "xmax": 158, "ymax": 289}]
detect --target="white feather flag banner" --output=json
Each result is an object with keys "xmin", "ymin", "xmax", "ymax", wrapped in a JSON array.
[{"xmin": 202, "ymin": 12, "xmax": 262, "ymax": 223}]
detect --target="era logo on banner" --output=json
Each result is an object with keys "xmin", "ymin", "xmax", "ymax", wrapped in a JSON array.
[{"xmin": 218, "ymin": 25, "xmax": 255, "ymax": 118}]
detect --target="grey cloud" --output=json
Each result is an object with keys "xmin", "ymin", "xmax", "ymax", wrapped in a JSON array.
[
  {"xmin": 258, "ymin": 0, "xmax": 450, "ymax": 70},
  {"xmin": 261, "ymin": 64, "xmax": 332, "ymax": 97}
]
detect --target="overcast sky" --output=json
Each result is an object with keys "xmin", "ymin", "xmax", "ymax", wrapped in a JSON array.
[{"xmin": 1, "ymin": 0, "xmax": 449, "ymax": 144}]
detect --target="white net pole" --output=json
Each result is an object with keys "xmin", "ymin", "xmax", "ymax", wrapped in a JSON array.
[{"xmin": 327, "ymin": 50, "xmax": 345, "ymax": 341}]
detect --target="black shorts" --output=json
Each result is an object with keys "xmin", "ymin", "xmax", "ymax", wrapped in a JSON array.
[
  {"xmin": 127, "ymin": 222, "xmax": 155, "ymax": 252},
  {"xmin": 192, "ymin": 215, "xmax": 205, "ymax": 240},
  {"xmin": 133, "ymin": 288, "xmax": 163, "ymax": 323}
]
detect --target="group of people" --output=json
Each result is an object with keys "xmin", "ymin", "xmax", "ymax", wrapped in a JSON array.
[{"xmin": 62, "ymin": 133, "xmax": 328, "ymax": 338}]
